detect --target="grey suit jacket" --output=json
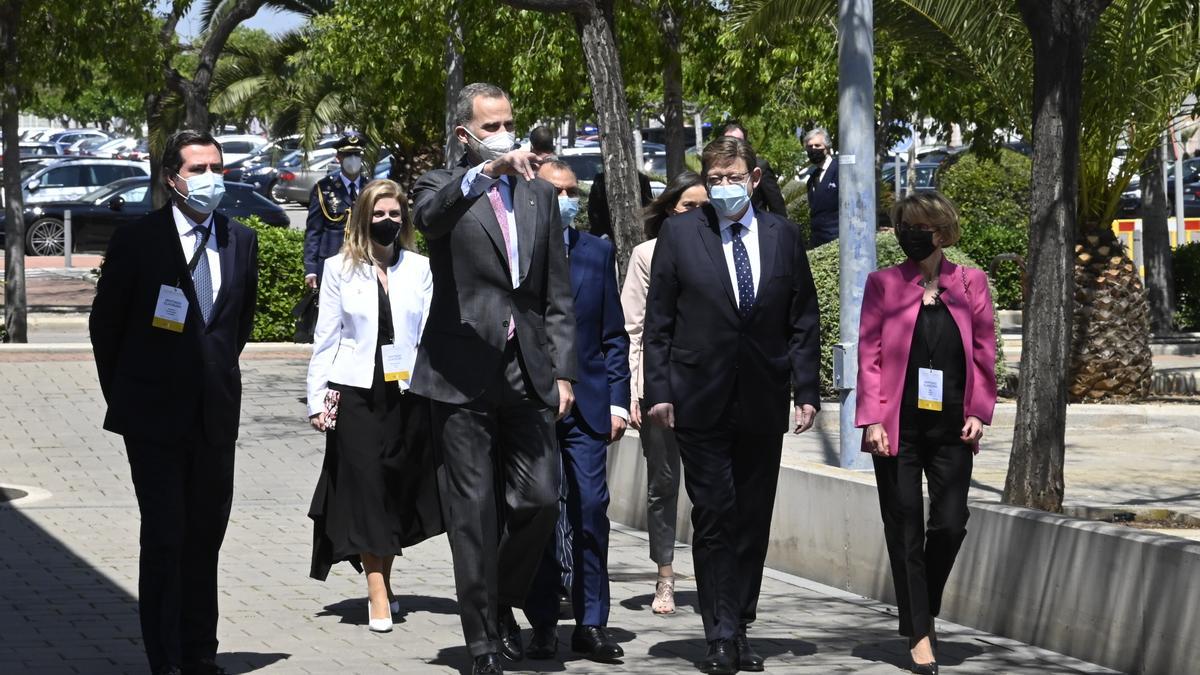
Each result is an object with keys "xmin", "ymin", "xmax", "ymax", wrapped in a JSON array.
[{"xmin": 410, "ymin": 164, "xmax": 577, "ymax": 406}]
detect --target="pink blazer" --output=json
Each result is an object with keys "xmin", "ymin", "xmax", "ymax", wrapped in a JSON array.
[{"xmin": 855, "ymin": 258, "xmax": 997, "ymax": 455}]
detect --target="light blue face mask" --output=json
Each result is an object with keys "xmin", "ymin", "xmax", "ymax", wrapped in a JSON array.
[
  {"xmin": 175, "ymin": 171, "xmax": 226, "ymax": 215},
  {"xmin": 558, "ymin": 196, "xmax": 580, "ymax": 227},
  {"xmin": 708, "ymin": 182, "xmax": 750, "ymax": 218}
]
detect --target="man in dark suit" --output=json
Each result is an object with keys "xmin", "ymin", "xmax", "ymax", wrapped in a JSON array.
[
  {"xmin": 523, "ymin": 161, "xmax": 629, "ymax": 663},
  {"xmin": 804, "ymin": 127, "xmax": 839, "ymax": 247},
  {"xmin": 303, "ymin": 132, "xmax": 368, "ymax": 289},
  {"xmin": 714, "ymin": 120, "xmax": 789, "ymax": 219},
  {"xmin": 410, "ymin": 82, "xmax": 577, "ymax": 675},
  {"xmin": 644, "ymin": 136, "xmax": 821, "ymax": 675},
  {"xmin": 90, "ymin": 130, "xmax": 259, "ymax": 675}
]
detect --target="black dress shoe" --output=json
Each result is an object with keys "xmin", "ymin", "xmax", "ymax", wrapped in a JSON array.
[
  {"xmin": 498, "ymin": 608, "xmax": 524, "ymax": 662},
  {"xmin": 156, "ymin": 668, "xmax": 183, "ymax": 675},
  {"xmin": 571, "ymin": 624, "xmax": 624, "ymax": 662},
  {"xmin": 527, "ymin": 624, "xmax": 558, "ymax": 659},
  {"xmin": 701, "ymin": 639, "xmax": 737, "ymax": 675},
  {"xmin": 182, "ymin": 658, "xmax": 229, "ymax": 675},
  {"xmin": 473, "ymin": 653, "xmax": 504, "ymax": 675},
  {"xmin": 734, "ymin": 633, "xmax": 765, "ymax": 671}
]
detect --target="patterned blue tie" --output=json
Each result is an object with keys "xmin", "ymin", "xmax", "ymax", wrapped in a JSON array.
[
  {"xmin": 731, "ymin": 223, "xmax": 755, "ymax": 317},
  {"xmin": 192, "ymin": 225, "xmax": 213, "ymax": 325}
]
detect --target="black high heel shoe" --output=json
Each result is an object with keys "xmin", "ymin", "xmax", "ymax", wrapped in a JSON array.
[{"xmin": 909, "ymin": 662, "xmax": 938, "ymax": 675}]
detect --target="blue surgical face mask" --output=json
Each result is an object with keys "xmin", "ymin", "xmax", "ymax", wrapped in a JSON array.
[
  {"xmin": 174, "ymin": 171, "xmax": 225, "ymax": 215},
  {"xmin": 708, "ymin": 182, "xmax": 750, "ymax": 218},
  {"xmin": 558, "ymin": 196, "xmax": 580, "ymax": 227}
]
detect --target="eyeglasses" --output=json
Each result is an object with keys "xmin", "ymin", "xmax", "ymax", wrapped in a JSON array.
[{"xmin": 705, "ymin": 172, "xmax": 750, "ymax": 187}]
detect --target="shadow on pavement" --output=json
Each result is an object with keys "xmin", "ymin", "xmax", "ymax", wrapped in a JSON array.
[
  {"xmin": 432, "ymin": 626, "xmax": 639, "ymax": 674},
  {"xmin": 648, "ymin": 636, "xmax": 817, "ymax": 671},
  {"xmin": 0, "ymin": 504, "xmax": 288, "ymax": 674},
  {"xmin": 318, "ymin": 593, "xmax": 460, "ymax": 627},
  {"xmin": 618, "ymin": 589, "xmax": 700, "ymax": 613},
  {"xmin": 851, "ymin": 637, "xmax": 985, "ymax": 669}
]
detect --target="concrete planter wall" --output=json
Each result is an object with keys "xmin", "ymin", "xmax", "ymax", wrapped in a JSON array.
[{"xmin": 606, "ymin": 434, "xmax": 1200, "ymax": 675}]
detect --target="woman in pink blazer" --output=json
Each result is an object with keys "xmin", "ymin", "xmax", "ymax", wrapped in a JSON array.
[{"xmin": 856, "ymin": 191, "xmax": 997, "ymax": 675}]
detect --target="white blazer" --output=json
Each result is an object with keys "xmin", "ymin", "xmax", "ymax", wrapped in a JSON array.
[{"xmin": 306, "ymin": 250, "xmax": 433, "ymax": 416}]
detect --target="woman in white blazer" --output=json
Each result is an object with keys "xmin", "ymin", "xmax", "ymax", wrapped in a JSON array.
[
  {"xmin": 305, "ymin": 179, "xmax": 442, "ymax": 633},
  {"xmin": 620, "ymin": 171, "xmax": 707, "ymax": 615}
]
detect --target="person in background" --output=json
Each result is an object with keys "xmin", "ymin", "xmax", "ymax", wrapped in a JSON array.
[
  {"xmin": 643, "ymin": 137, "xmax": 821, "ymax": 675},
  {"xmin": 305, "ymin": 133, "xmax": 370, "ymax": 290},
  {"xmin": 522, "ymin": 160, "xmax": 630, "ymax": 663},
  {"xmin": 529, "ymin": 125, "xmax": 558, "ymax": 162},
  {"xmin": 804, "ymin": 128, "xmax": 839, "ymax": 248},
  {"xmin": 586, "ymin": 169, "xmax": 654, "ymax": 240},
  {"xmin": 713, "ymin": 120, "xmax": 788, "ymax": 219},
  {"xmin": 856, "ymin": 191, "xmax": 997, "ymax": 675},
  {"xmin": 620, "ymin": 170, "xmax": 707, "ymax": 616},
  {"xmin": 90, "ymin": 130, "xmax": 259, "ymax": 675},
  {"xmin": 305, "ymin": 179, "xmax": 441, "ymax": 634}
]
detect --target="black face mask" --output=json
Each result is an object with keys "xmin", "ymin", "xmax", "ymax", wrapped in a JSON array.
[
  {"xmin": 897, "ymin": 229, "xmax": 937, "ymax": 261},
  {"xmin": 807, "ymin": 149, "xmax": 826, "ymax": 165},
  {"xmin": 370, "ymin": 218, "xmax": 402, "ymax": 246}
]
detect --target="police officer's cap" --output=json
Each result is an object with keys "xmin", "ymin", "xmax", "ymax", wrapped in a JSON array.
[{"xmin": 335, "ymin": 133, "xmax": 366, "ymax": 154}]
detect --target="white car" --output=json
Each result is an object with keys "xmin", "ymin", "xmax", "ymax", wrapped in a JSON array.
[
  {"xmin": 215, "ymin": 134, "xmax": 269, "ymax": 165},
  {"xmin": 558, "ymin": 147, "xmax": 666, "ymax": 197}
]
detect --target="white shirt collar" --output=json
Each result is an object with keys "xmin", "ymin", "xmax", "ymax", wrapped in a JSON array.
[
  {"xmin": 821, "ymin": 155, "xmax": 833, "ymax": 172},
  {"xmin": 171, "ymin": 203, "xmax": 214, "ymax": 237},
  {"xmin": 718, "ymin": 203, "xmax": 756, "ymax": 233}
]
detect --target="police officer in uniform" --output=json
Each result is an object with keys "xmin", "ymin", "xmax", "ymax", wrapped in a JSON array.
[{"xmin": 304, "ymin": 133, "xmax": 370, "ymax": 289}]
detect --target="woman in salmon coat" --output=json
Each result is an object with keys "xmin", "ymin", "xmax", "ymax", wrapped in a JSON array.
[{"xmin": 856, "ymin": 191, "xmax": 997, "ymax": 675}]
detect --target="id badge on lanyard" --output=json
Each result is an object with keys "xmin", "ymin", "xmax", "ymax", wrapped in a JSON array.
[
  {"xmin": 917, "ymin": 300, "xmax": 944, "ymax": 412},
  {"xmin": 152, "ymin": 224, "xmax": 211, "ymax": 333}
]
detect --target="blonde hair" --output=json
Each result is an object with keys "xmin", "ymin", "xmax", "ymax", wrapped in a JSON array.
[
  {"xmin": 890, "ymin": 191, "xmax": 961, "ymax": 247},
  {"xmin": 341, "ymin": 179, "xmax": 416, "ymax": 271}
]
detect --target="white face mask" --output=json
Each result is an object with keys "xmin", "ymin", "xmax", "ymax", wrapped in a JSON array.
[
  {"xmin": 173, "ymin": 171, "xmax": 225, "ymax": 215},
  {"xmin": 341, "ymin": 155, "xmax": 364, "ymax": 177},
  {"xmin": 462, "ymin": 127, "xmax": 517, "ymax": 161}
]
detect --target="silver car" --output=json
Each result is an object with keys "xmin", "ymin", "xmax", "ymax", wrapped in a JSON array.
[
  {"xmin": 274, "ymin": 148, "xmax": 339, "ymax": 205},
  {"xmin": 19, "ymin": 159, "xmax": 149, "ymax": 206}
]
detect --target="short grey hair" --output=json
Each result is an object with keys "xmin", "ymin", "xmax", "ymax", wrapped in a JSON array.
[
  {"xmin": 454, "ymin": 82, "xmax": 510, "ymax": 128},
  {"xmin": 804, "ymin": 127, "xmax": 830, "ymax": 146}
]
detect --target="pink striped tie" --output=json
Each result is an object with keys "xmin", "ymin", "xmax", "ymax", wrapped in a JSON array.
[{"xmin": 487, "ymin": 183, "xmax": 516, "ymax": 340}]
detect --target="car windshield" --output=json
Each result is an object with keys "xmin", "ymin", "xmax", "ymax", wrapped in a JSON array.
[{"xmin": 83, "ymin": 184, "xmax": 121, "ymax": 202}]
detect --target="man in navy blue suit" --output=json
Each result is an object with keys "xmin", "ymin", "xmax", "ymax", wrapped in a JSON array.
[
  {"xmin": 522, "ymin": 160, "xmax": 630, "ymax": 663},
  {"xmin": 91, "ymin": 130, "xmax": 259, "ymax": 675}
]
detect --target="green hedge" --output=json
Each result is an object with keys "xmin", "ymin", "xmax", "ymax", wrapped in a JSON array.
[
  {"xmin": 938, "ymin": 149, "xmax": 1032, "ymax": 310},
  {"xmin": 807, "ymin": 232, "xmax": 1006, "ymax": 396},
  {"xmin": 1174, "ymin": 241, "xmax": 1200, "ymax": 330},
  {"xmin": 245, "ymin": 216, "xmax": 307, "ymax": 342}
]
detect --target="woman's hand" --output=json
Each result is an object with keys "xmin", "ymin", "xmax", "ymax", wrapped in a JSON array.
[
  {"xmin": 865, "ymin": 423, "xmax": 890, "ymax": 456},
  {"xmin": 960, "ymin": 415, "xmax": 984, "ymax": 443},
  {"xmin": 630, "ymin": 403, "xmax": 643, "ymax": 430},
  {"xmin": 309, "ymin": 412, "xmax": 328, "ymax": 432}
]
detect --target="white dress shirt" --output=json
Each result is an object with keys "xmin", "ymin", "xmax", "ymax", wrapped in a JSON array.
[
  {"xmin": 815, "ymin": 155, "xmax": 833, "ymax": 184},
  {"xmin": 339, "ymin": 172, "xmax": 364, "ymax": 195},
  {"xmin": 718, "ymin": 204, "xmax": 761, "ymax": 298},
  {"xmin": 462, "ymin": 163, "xmax": 519, "ymax": 288},
  {"xmin": 171, "ymin": 204, "xmax": 221, "ymax": 304}
]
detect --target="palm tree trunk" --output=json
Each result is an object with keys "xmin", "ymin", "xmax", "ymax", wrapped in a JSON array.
[
  {"xmin": 1142, "ymin": 143, "xmax": 1175, "ymax": 332},
  {"xmin": 1004, "ymin": 0, "xmax": 1110, "ymax": 512}
]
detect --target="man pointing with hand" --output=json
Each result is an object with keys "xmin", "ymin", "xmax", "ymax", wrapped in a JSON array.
[{"xmin": 409, "ymin": 82, "xmax": 576, "ymax": 675}]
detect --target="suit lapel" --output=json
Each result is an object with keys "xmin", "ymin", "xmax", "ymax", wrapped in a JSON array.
[
  {"xmin": 515, "ymin": 178, "xmax": 536, "ymax": 284},
  {"xmin": 568, "ymin": 228, "xmax": 585, "ymax": 300},
  {"xmin": 207, "ymin": 214, "xmax": 237, "ymax": 330},
  {"xmin": 699, "ymin": 207, "xmax": 738, "ymax": 312},
  {"xmin": 470, "ymin": 185, "xmax": 510, "ymax": 269},
  {"xmin": 756, "ymin": 214, "xmax": 778, "ymax": 289}
]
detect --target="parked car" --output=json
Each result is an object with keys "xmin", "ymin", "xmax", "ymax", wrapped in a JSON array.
[
  {"xmin": 881, "ymin": 162, "xmax": 942, "ymax": 192},
  {"xmin": 92, "ymin": 137, "xmax": 138, "ymax": 158},
  {"xmin": 114, "ymin": 138, "xmax": 152, "ymax": 162},
  {"xmin": 558, "ymin": 147, "xmax": 666, "ymax": 196},
  {"xmin": 48, "ymin": 129, "xmax": 109, "ymax": 154},
  {"xmin": 0, "ymin": 177, "xmax": 289, "ymax": 255},
  {"xmin": 215, "ymin": 134, "xmax": 268, "ymax": 164},
  {"xmin": 66, "ymin": 136, "xmax": 113, "ymax": 156},
  {"xmin": 274, "ymin": 148, "xmax": 340, "ymax": 205},
  {"xmin": 19, "ymin": 158, "xmax": 150, "ymax": 206},
  {"xmin": 17, "ymin": 142, "xmax": 63, "ymax": 157}
]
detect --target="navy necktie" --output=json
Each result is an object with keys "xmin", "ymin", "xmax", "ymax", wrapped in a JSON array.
[
  {"xmin": 348, "ymin": 180, "xmax": 358, "ymax": 204},
  {"xmin": 191, "ymin": 225, "xmax": 213, "ymax": 325},
  {"xmin": 731, "ymin": 223, "xmax": 755, "ymax": 316}
]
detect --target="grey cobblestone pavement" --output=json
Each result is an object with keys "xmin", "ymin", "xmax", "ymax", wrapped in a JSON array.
[{"xmin": 0, "ymin": 355, "xmax": 1119, "ymax": 674}]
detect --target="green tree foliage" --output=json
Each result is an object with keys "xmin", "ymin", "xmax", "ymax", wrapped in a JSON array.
[
  {"xmin": 245, "ymin": 216, "xmax": 307, "ymax": 342},
  {"xmin": 1173, "ymin": 241, "xmax": 1200, "ymax": 330}
]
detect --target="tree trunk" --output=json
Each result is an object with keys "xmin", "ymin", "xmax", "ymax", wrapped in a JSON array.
[
  {"xmin": 1004, "ymin": 0, "xmax": 1109, "ymax": 512},
  {"xmin": 2, "ymin": 0, "xmax": 27, "ymax": 343},
  {"xmin": 658, "ymin": 1, "xmax": 685, "ymax": 179},
  {"xmin": 1142, "ymin": 142, "xmax": 1175, "ymax": 333},
  {"xmin": 443, "ymin": 0, "xmax": 466, "ymax": 170},
  {"xmin": 575, "ymin": 0, "xmax": 643, "ymax": 272}
]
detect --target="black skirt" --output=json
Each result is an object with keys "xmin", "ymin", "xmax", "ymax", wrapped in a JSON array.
[{"xmin": 308, "ymin": 351, "xmax": 444, "ymax": 581}]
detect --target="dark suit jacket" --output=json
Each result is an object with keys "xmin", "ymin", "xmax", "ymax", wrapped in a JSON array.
[
  {"xmin": 643, "ymin": 205, "xmax": 820, "ymax": 434},
  {"xmin": 410, "ymin": 163, "xmax": 576, "ymax": 407},
  {"xmin": 752, "ymin": 158, "xmax": 789, "ymax": 218},
  {"xmin": 90, "ymin": 206, "xmax": 259, "ymax": 445},
  {"xmin": 806, "ymin": 161, "xmax": 839, "ymax": 247},
  {"xmin": 566, "ymin": 228, "xmax": 630, "ymax": 436},
  {"xmin": 585, "ymin": 171, "xmax": 654, "ymax": 240},
  {"xmin": 304, "ymin": 173, "xmax": 364, "ymax": 278}
]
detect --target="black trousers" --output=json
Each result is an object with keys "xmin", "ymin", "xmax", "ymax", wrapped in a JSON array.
[
  {"xmin": 675, "ymin": 404, "xmax": 782, "ymax": 643},
  {"xmin": 125, "ymin": 434, "xmax": 236, "ymax": 674},
  {"xmin": 872, "ymin": 422, "xmax": 973, "ymax": 639},
  {"xmin": 432, "ymin": 340, "xmax": 560, "ymax": 658}
]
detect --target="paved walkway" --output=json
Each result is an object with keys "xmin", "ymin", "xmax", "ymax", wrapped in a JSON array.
[{"xmin": 0, "ymin": 356, "xmax": 1119, "ymax": 674}]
